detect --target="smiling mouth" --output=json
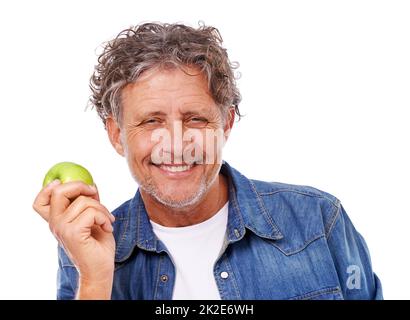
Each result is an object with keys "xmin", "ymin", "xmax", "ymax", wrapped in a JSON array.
[
  {"xmin": 151, "ymin": 162, "xmax": 199, "ymax": 173},
  {"xmin": 159, "ymin": 164, "xmax": 194, "ymax": 172}
]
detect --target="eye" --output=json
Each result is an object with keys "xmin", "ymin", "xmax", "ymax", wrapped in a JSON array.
[
  {"xmin": 186, "ymin": 117, "xmax": 208, "ymax": 128},
  {"xmin": 189, "ymin": 117, "xmax": 207, "ymax": 123},
  {"xmin": 143, "ymin": 118, "xmax": 161, "ymax": 125}
]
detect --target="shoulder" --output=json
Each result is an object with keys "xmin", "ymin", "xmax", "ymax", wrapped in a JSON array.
[
  {"xmin": 250, "ymin": 179, "xmax": 343, "ymax": 239},
  {"xmin": 251, "ymin": 179, "xmax": 339, "ymax": 204}
]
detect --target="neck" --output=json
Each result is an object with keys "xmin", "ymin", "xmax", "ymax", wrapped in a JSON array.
[{"xmin": 140, "ymin": 173, "xmax": 229, "ymax": 227}]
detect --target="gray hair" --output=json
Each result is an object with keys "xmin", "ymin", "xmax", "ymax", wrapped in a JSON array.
[{"xmin": 88, "ymin": 22, "xmax": 242, "ymax": 127}]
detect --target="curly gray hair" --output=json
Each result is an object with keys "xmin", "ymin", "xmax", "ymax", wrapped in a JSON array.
[{"xmin": 89, "ymin": 22, "xmax": 242, "ymax": 127}]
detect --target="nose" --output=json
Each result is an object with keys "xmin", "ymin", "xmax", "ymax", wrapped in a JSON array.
[{"xmin": 163, "ymin": 120, "xmax": 184, "ymax": 164}]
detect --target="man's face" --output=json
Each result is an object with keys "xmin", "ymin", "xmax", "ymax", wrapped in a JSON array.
[{"xmin": 108, "ymin": 66, "xmax": 232, "ymax": 209}]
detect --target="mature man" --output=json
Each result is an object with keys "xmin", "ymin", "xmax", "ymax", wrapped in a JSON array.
[{"xmin": 33, "ymin": 22, "xmax": 382, "ymax": 300}]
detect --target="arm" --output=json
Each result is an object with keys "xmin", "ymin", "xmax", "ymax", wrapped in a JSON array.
[
  {"xmin": 326, "ymin": 203, "xmax": 383, "ymax": 300},
  {"xmin": 57, "ymin": 245, "xmax": 113, "ymax": 300}
]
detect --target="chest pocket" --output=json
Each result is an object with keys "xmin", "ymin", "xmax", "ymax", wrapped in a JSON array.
[{"xmin": 241, "ymin": 234, "xmax": 343, "ymax": 300}]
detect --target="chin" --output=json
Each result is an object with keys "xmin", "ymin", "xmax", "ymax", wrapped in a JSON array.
[{"xmin": 147, "ymin": 182, "xmax": 208, "ymax": 210}]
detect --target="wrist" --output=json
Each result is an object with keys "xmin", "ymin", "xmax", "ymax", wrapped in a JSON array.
[{"xmin": 76, "ymin": 274, "xmax": 114, "ymax": 300}]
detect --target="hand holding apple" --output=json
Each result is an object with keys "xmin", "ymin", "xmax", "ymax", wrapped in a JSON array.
[{"xmin": 33, "ymin": 162, "xmax": 116, "ymax": 299}]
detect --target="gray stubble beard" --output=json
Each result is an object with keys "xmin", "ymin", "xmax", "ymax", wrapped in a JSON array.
[{"xmin": 135, "ymin": 164, "xmax": 221, "ymax": 212}]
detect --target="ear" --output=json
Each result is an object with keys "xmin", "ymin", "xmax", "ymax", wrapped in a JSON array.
[
  {"xmin": 223, "ymin": 107, "xmax": 236, "ymax": 142},
  {"xmin": 106, "ymin": 117, "xmax": 125, "ymax": 157}
]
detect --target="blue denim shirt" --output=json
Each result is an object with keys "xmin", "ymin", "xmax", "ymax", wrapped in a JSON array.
[{"xmin": 57, "ymin": 161, "xmax": 382, "ymax": 300}]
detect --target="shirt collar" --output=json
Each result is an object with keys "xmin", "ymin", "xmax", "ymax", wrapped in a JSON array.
[
  {"xmin": 114, "ymin": 160, "xmax": 283, "ymax": 263},
  {"xmin": 221, "ymin": 161, "xmax": 283, "ymax": 243}
]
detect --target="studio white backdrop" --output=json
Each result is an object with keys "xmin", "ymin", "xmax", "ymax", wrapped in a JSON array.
[{"xmin": 0, "ymin": 0, "xmax": 408, "ymax": 299}]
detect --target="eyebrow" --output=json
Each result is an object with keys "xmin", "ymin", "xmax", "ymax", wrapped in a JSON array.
[
  {"xmin": 136, "ymin": 107, "xmax": 212, "ymax": 120},
  {"xmin": 180, "ymin": 105, "xmax": 216, "ymax": 117},
  {"xmin": 138, "ymin": 111, "xmax": 167, "ymax": 118}
]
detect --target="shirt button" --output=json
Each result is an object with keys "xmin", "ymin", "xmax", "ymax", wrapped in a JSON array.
[
  {"xmin": 160, "ymin": 274, "xmax": 168, "ymax": 282},
  {"xmin": 220, "ymin": 271, "xmax": 229, "ymax": 279}
]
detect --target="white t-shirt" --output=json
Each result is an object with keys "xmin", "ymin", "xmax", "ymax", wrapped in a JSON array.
[{"xmin": 150, "ymin": 202, "xmax": 229, "ymax": 300}]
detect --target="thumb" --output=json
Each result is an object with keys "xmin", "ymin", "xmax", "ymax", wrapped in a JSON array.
[{"xmin": 33, "ymin": 179, "xmax": 61, "ymax": 221}]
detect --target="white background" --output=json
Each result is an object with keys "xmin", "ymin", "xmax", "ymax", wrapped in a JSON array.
[{"xmin": 0, "ymin": 0, "xmax": 408, "ymax": 299}]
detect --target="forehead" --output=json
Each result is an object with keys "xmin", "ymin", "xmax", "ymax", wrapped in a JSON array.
[{"xmin": 121, "ymin": 66, "xmax": 215, "ymax": 110}]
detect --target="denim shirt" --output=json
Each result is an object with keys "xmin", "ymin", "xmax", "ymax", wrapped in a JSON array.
[{"xmin": 57, "ymin": 161, "xmax": 382, "ymax": 300}]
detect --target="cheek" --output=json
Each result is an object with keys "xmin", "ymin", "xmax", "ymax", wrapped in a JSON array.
[{"xmin": 125, "ymin": 130, "xmax": 156, "ymax": 162}]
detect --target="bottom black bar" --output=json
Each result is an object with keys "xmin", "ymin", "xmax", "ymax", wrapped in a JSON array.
[{"xmin": 0, "ymin": 300, "xmax": 392, "ymax": 319}]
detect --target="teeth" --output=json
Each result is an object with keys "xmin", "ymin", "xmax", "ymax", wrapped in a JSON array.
[{"xmin": 159, "ymin": 164, "xmax": 193, "ymax": 172}]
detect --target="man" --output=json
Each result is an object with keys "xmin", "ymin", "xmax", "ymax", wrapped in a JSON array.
[{"xmin": 33, "ymin": 22, "xmax": 382, "ymax": 300}]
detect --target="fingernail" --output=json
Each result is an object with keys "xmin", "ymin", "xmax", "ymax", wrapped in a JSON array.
[
  {"xmin": 89, "ymin": 184, "xmax": 97, "ymax": 191},
  {"xmin": 110, "ymin": 213, "xmax": 115, "ymax": 222},
  {"xmin": 49, "ymin": 179, "xmax": 61, "ymax": 187}
]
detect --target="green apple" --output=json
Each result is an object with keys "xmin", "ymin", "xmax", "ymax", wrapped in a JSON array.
[{"xmin": 42, "ymin": 162, "xmax": 94, "ymax": 187}]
